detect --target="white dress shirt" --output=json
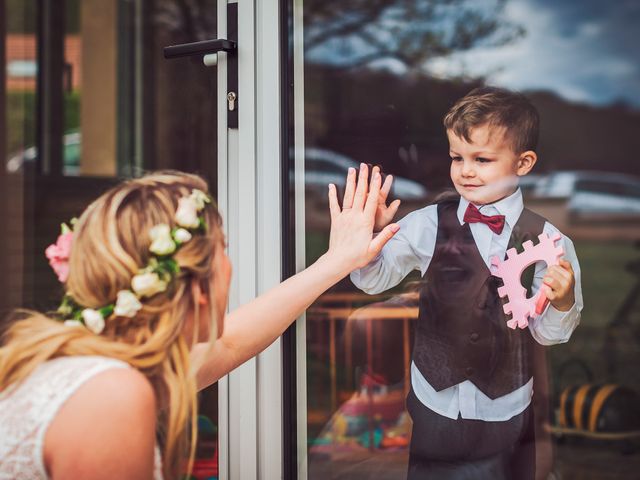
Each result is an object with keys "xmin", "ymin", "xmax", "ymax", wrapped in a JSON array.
[{"xmin": 350, "ymin": 189, "xmax": 583, "ymax": 421}]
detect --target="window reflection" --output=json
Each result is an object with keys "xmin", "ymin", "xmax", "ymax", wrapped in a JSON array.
[
  {"xmin": 301, "ymin": 0, "xmax": 640, "ymax": 478},
  {"xmin": 2, "ymin": 0, "xmax": 220, "ymax": 475},
  {"xmin": 5, "ymin": 0, "xmax": 38, "ymax": 174}
]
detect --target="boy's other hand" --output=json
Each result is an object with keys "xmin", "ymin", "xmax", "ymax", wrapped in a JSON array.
[
  {"xmin": 374, "ymin": 173, "xmax": 401, "ymax": 232},
  {"xmin": 543, "ymin": 259, "xmax": 575, "ymax": 312}
]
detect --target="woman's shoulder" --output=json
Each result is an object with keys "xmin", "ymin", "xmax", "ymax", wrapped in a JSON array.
[
  {"xmin": 44, "ymin": 362, "xmax": 157, "ymax": 479},
  {"xmin": 1, "ymin": 355, "xmax": 134, "ymax": 405},
  {"xmin": 36, "ymin": 355, "xmax": 155, "ymax": 427},
  {"xmin": 0, "ymin": 355, "xmax": 156, "ymax": 479},
  {"xmin": 46, "ymin": 365, "xmax": 156, "ymax": 433}
]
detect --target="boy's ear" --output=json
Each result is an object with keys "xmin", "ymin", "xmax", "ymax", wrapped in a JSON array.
[{"xmin": 517, "ymin": 150, "xmax": 537, "ymax": 176}]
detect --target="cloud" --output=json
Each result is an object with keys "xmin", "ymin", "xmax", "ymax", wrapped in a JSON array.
[
  {"xmin": 303, "ymin": 0, "xmax": 640, "ymax": 107},
  {"xmin": 425, "ymin": 0, "xmax": 640, "ymax": 107}
]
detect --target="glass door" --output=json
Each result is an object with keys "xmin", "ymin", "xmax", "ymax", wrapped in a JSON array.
[
  {"xmin": 1, "ymin": 0, "xmax": 220, "ymax": 312},
  {"xmin": 2, "ymin": 0, "xmax": 221, "ymax": 477},
  {"xmin": 288, "ymin": 0, "xmax": 640, "ymax": 478}
]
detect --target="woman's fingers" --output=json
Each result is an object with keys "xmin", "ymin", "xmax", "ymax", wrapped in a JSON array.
[
  {"xmin": 352, "ymin": 163, "xmax": 369, "ymax": 210},
  {"xmin": 328, "ymin": 184, "xmax": 340, "ymax": 221},
  {"xmin": 364, "ymin": 167, "xmax": 382, "ymax": 218},
  {"xmin": 326, "ymin": 163, "xmax": 400, "ymax": 271},
  {"xmin": 342, "ymin": 167, "xmax": 357, "ymax": 209},
  {"xmin": 369, "ymin": 223, "xmax": 400, "ymax": 256}
]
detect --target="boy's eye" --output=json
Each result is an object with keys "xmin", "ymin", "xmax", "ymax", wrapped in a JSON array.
[
  {"xmin": 476, "ymin": 157, "xmax": 492, "ymax": 163},
  {"xmin": 450, "ymin": 156, "xmax": 462, "ymax": 162}
]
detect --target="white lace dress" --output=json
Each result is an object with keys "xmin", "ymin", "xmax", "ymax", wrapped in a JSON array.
[{"xmin": 0, "ymin": 355, "xmax": 163, "ymax": 479}]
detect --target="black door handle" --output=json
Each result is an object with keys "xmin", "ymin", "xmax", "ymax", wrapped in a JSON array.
[
  {"xmin": 162, "ymin": 3, "xmax": 238, "ymax": 129},
  {"xmin": 163, "ymin": 38, "xmax": 236, "ymax": 59}
]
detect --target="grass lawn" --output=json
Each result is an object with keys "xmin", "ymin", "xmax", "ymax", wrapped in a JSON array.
[
  {"xmin": 548, "ymin": 239, "xmax": 640, "ymax": 394},
  {"xmin": 574, "ymin": 240, "xmax": 639, "ymax": 328}
]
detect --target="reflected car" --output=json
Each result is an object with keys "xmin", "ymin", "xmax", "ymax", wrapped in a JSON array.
[
  {"xmin": 6, "ymin": 131, "xmax": 81, "ymax": 175},
  {"xmin": 534, "ymin": 170, "xmax": 640, "ymax": 221},
  {"xmin": 304, "ymin": 147, "xmax": 428, "ymax": 201},
  {"xmin": 518, "ymin": 173, "xmax": 545, "ymax": 197}
]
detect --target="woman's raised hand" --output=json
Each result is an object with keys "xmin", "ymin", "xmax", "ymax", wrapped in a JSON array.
[
  {"xmin": 194, "ymin": 164, "xmax": 401, "ymax": 387},
  {"xmin": 327, "ymin": 163, "xmax": 400, "ymax": 272}
]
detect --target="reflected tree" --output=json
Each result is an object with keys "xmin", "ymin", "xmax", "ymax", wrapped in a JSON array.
[
  {"xmin": 146, "ymin": 0, "xmax": 219, "ymax": 185},
  {"xmin": 154, "ymin": 0, "xmax": 217, "ymax": 40},
  {"xmin": 304, "ymin": 0, "xmax": 524, "ymax": 70}
]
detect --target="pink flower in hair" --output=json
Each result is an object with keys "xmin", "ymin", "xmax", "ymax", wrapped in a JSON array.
[{"xmin": 45, "ymin": 232, "xmax": 74, "ymax": 282}]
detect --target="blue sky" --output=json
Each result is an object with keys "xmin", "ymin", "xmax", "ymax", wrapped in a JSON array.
[
  {"xmin": 306, "ymin": 0, "xmax": 640, "ymax": 108},
  {"xmin": 427, "ymin": 0, "xmax": 640, "ymax": 107}
]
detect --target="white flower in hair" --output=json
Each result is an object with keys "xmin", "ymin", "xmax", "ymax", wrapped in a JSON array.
[
  {"xmin": 174, "ymin": 228, "xmax": 192, "ymax": 244},
  {"xmin": 52, "ymin": 189, "xmax": 212, "ymax": 332},
  {"xmin": 63, "ymin": 319, "xmax": 83, "ymax": 328},
  {"xmin": 114, "ymin": 290, "xmax": 142, "ymax": 317},
  {"xmin": 149, "ymin": 224, "xmax": 176, "ymax": 256},
  {"xmin": 175, "ymin": 197, "xmax": 200, "ymax": 229},
  {"xmin": 131, "ymin": 272, "xmax": 168, "ymax": 298},
  {"xmin": 82, "ymin": 308, "xmax": 105, "ymax": 334},
  {"xmin": 190, "ymin": 189, "xmax": 211, "ymax": 211}
]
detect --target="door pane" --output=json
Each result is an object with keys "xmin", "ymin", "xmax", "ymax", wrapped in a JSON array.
[
  {"xmin": 2, "ymin": 0, "xmax": 219, "ymax": 476},
  {"xmin": 296, "ymin": 1, "xmax": 640, "ymax": 478}
]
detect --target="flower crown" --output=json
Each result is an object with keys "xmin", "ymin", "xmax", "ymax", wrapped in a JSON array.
[{"xmin": 47, "ymin": 189, "xmax": 212, "ymax": 334}]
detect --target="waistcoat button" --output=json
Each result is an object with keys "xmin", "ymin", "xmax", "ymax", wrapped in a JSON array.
[
  {"xmin": 470, "ymin": 332, "xmax": 479, "ymax": 342},
  {"xmin": 465, "ymin": 367, "xmax": 474, "ymax": 376}
]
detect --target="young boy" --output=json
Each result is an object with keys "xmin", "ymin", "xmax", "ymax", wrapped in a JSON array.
[{"xmin": 350, "ymin": 87, "xmax": 583, "ymax": 479}]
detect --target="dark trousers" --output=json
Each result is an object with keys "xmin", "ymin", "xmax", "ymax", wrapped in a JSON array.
[{"xmin": 406, "ymin": 387, "xmax": 535, "ymax": 480}]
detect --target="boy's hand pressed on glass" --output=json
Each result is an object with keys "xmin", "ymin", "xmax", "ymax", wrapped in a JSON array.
[
  {"xmin": 373, "ymin": 172, "xmax": 401, "ymax": 232},
  {"xmin": 543, "ymin": 258, "xmax": 575, "ymax": 312}
]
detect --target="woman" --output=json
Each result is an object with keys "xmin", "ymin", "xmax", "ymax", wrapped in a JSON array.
[{"xmin": 0, "ymin": 166, "xmax": 398, "ymax": 479}]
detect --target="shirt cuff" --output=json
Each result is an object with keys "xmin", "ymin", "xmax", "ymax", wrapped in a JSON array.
[{"xmin": 530, "ymin": 302, "xmax": 580, "ymax": 346}]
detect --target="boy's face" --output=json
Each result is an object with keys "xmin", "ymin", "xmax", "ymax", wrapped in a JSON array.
[{"xmin": 447, "ymin": 125, "xmax": 536, "ymax": 205}]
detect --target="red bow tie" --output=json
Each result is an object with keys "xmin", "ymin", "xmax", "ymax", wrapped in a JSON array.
[{"xmin": 463, "ymin": 203, "xmax": 506, "ymax": 235}]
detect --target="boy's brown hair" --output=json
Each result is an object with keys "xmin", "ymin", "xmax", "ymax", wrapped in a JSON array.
[{"xmin": 443, "ymin": 86, "xmax": 540, "ymax": 154}]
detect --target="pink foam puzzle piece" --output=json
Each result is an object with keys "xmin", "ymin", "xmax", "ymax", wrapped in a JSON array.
[{"xmin": 490, "ymin": 232, "xmax": 564, "ymax": 330}]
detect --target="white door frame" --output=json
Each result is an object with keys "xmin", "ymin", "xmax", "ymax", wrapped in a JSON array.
[{"xmin": 216, "ymin": 1, "xmax": 283, "ymax": 479}]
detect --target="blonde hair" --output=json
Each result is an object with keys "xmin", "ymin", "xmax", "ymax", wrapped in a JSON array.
[{"xmin": 0, "ymin": 171, "xmax": 223, "ymax": 479}]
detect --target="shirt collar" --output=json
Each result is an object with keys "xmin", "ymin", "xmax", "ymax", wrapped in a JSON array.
[{"xmin": 457, "ymin": 188, "xmax": 524, "ymax": 230}]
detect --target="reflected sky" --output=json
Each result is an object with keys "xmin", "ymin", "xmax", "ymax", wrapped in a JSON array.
[
  {"xmin": 305, "ymin": 0, "xmax": 640, "ymax": 108},
  {"xmin": 431, "ymin": 0, "xmax": 640, "ymax": 107}
]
